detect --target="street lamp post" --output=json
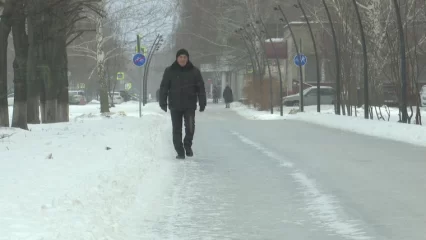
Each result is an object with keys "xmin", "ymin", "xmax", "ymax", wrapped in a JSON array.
[
  {"xmin": 274, "ymin": 5, "xmax": 304, "ymax": 112},
  {"xmin": 392, "ymin": 0, "xmax": 408, "ymax": 123},
  {"xmin": 321, "ymin": 0, "xmax": 341, "ymax": 115},
  {"xmin": 352, "ymin": 0, "xmax": 370, "ymax": 119},
  {"xmin": 142, "ymin": 34, "xmax": 163, "ymax": 105},
  {"xmin": 144, "ymin": 42, "xmax": 162, "ymax": 103},
  {"xmin": 295, "ymin": 1, "xmax": 321, "ymax": 113}
]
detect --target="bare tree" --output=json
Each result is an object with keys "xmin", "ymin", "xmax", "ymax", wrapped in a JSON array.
[
  {"xmin": 69, "ymin": 0, "xmax": 171, "ymax": 113},
  {"xmin": 305, "ymin": 0, "xmax": 426, "ymax": 123},
  {"xmin": 0, "ymin": 0, "xmax": 13, "ymax": 127},
  {"xmin": 24, "ymin": 0, "xmax": 103, "ymax": 124},
  {"xmin": 11, "ymin": 0, "xmax": 27, "ymax": 129}
]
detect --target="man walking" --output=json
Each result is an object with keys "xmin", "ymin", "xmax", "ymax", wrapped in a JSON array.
[
  {"xmin": 223, "ymin": 85, "xmax": 233, "ymax": 108},
  {"xmin": 159, "ymin": 49, "xmax": 207, "ymax": 159}
]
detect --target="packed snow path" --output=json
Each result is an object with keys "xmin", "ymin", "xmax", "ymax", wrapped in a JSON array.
[
  {"xmin": 2, "ymin": 103, "xmax": 426, "ymax": 240},
  {"xmin": 143, "ymin": 104, "xmax": 426, "ymax": 240}
]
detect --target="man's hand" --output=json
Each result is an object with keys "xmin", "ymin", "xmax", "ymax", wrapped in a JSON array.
[
  {"xmin": 199, "ymin": 105, "xmax": 205, "ymax": 112},
  {"xmin": 160, "ymin": 104, "xmax": 167, "ymax": 112}
]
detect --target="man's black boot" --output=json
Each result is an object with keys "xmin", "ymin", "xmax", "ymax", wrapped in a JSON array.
[
  {"xmin": 185, "ymin": 146, "xmax": 193, "ymax": 157},
  {"xmin": 176, "ymin": 147, "xmax": 185, "ymax": 159}
]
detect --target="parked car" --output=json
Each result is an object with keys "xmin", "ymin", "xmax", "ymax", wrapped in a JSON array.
[
  {"xmin": 109, "ymin": 92, "xmax": 124, "ymax": 105},
  {"xmin": 69, "ymin": 90, "xmax": 86, "ymax": 105},
  {"xmin": 282, "ymin": 86, "xmax": 336, "ymax": 106},
  {"xmin": 130, "ymin": 94, "xmax": 140, "ymax": 101},
  {"xmin": 383, "ymin": 89, "xmax": 399, "ymax": 106},
  {"xmin": 119, "ymin": 90, "xmax": 132, "ymax": 102},
  {"xmin": 7, "ymin": 93, "xmax": 14, "ymax": 106}
]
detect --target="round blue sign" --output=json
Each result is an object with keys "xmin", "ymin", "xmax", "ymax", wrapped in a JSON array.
[
  {"xmin": 293, "ymin": 54, "xmax": 307, "ymax": 66},
  {"xmin": 133, "ymin": 53, "xmax": 146, "ymax": 67}
]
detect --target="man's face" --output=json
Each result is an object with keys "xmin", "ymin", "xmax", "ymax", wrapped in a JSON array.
[{"xmin": 177, "ymin": 55, "xmax": 188, "ymax": 67}]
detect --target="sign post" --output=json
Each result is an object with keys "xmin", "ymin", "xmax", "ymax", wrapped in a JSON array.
[
  {"xmin": 135, "ymin": 46, "xmax": 147, "ymax": 55},
  {"xmin": 293, "ymin": 53, "xmax": 307, "ymax": 111},
  {"xmin": 117, "ymin": 72, "xmax": 125, "ymax": 80},
  {"xmin": 293, "ymin": 54, "xmax": 307, "ymax": 67},
  {"xmin": 133, "ymin": 53, "xmax": 146, "ymax": 67},
  {"xmin": 135, "ymin": 34, "xmax": 145, "ymax": 118}
]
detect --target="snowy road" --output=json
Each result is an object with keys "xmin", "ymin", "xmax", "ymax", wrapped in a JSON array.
[{"xmin": 142, "ymin": 104, "xmax": 426, "ymax": 240}]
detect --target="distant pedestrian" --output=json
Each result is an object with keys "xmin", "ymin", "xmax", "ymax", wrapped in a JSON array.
[
  {"xmin": 212, "ymin": 85, "xmax": 219, "ymax": 103},
  {"xmin": 223, "ymin": 85, "xmax": 233, "ymax": 108},
  {"xmin": 159, "ymin": 48, "xmax": 207, "ymax": 159}
]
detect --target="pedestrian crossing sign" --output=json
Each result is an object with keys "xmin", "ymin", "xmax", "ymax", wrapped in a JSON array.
[{"xmin": 117, "ymin": 72, "xmax": 125, "ymax": 80}]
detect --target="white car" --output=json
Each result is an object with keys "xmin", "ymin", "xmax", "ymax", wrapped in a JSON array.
[
  {"xmin": 282, "ymin": 86, "xmax": 336, "ymax": 106},
  {"xmin": 69, "ymin": 90, "xmax": 86, "ymax": 105},
  {"xmin": 7, "ymin": 93, "xmax": 14, "ymax": 106},
  {"xmin": 109, "ymin": 92, "xmax": 124, "ymax": 105}
]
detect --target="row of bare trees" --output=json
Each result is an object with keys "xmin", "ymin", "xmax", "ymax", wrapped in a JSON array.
[
  {"xmin": 173, "ymin": 0, "xmax": 425, "ymax": 124},
  {"xmin": 0, "ymin": 0, "xmax": 173, "ymax": 130},
  {"xmin": 68, "ymin": 0, "xmax": 172, "ymax": 113},
  {"xmin": 306, "ymin": 0, "xmax": 425, "ymax": 124},
  {"xmin": 0, "ymin": 0, "xmax": 102, "ymax": 130}
]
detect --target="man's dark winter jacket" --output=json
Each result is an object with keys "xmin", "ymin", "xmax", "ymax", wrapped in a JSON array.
[{"xmin": 159, "ymin": 61, "xmax": 206, "ymax": 110}]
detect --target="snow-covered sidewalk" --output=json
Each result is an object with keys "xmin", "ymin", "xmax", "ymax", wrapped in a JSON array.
[
  {"xmin": 0, "ymin": 103, "xmax": 174, "ymax": 240},
  {"xmin": 231, "ymin": 102, "xmax": 426, "ymax": 147}
]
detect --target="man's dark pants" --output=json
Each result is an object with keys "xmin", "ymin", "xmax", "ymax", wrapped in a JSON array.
[{"xmin": 170, "ymin": 109, "xmax": 195, "ymax": 155}]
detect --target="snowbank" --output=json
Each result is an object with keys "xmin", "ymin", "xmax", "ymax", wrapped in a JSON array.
[
  {"xmin": 231, "ymin": 102, "xmax": 286, "ymax": 120},
  {"xmin": 231, "ymin": 102, "xmax": 426, "ymax": 147},
  {"xmin": 88, "ymin": 99, "xmax": 100, "ymax": 104},
  {"xmin": 0, "ymin": 102, "xmax": 173, "ymax": 239}
]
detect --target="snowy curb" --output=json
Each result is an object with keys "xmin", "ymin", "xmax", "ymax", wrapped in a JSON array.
[
  {"xmin": 231, "ymin": 102, "xmax": 426, "ymax": 147},
  {"xmin": 287, "ymin": 112, "xmax": 426, "ymax": 147}
]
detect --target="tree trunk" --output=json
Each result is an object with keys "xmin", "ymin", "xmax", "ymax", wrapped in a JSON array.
[
  {"xmin": 40, "ymin": 8, "xmax": 58, "ymax": 124},
  {"xmin": 96, "ymin": 17, "xmax": 110, "ymax": 113},
  {"xmin": 38, "ymin": 64, "xmax": 49, "ymax": 123},
  {"xmin": 26, "ymin": 0, "xmax": 42, "ymax": 124},
  {"xmin": 11, "ymin": 0, "xmax": 28, "ymax": 130},
  {"xmin": 26, "ymin": 42, "xmax": 41, "ymax": 124},
  {"xmin": 37, "ymin": 1, "xmax": 69, "ymax": 124},
  {"xmin": 57, "ymin": 50, "xmax": 69, "ymax": 122},
  {"xmin": 45, "ymin": 6, "xmax": 68, "ymax": 123},
  {"xmin": 99, "ymin": 75, "xmax": 109, "ymax": 113},
  {"xmin": 0, "ymin": 0, "xmax": 13, "ymax": 127}
]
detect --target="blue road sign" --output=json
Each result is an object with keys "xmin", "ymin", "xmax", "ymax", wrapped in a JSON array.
[
  {"xmin": 293, "ymin": 54, "xmax": 307, "ymax": 66},
  {"xmin": 133, "ymin": 53, "xmax": 146, "ymax": 67}
]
